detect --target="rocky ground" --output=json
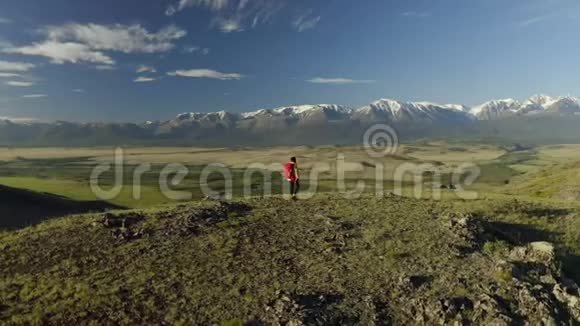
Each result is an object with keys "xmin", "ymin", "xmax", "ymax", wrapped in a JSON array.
[{"xmin": 1, "ymin": 195, "xmax": 579, "ymax": 325}]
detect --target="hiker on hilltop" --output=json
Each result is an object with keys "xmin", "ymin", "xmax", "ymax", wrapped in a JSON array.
[{"xmin": 284, "ymin": 157, "xmax": 300, "ymax": 200}]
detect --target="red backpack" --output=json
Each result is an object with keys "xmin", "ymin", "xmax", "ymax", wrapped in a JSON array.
[{"xmin": 284, "ymin": 162, "xmax": 295, "ymax": 180}]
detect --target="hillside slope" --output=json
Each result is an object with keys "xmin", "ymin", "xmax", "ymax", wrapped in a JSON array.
[
  {"xmin": 507, "ymin": 161, "xmax": 580, "ymax": 201},
  {"xmin": 1, "ymin": 195, "xmax": 579, "ymax": 324},
  {"xmin": 0, "ymin": 185, "xmax": 121, "ymax": 229}
]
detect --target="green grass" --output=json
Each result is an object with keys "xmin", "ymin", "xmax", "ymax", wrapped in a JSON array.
[
  {"xmin": 482, "ymin": 240, "xmax": 511, "ymax": 258},
  {"xmin": 1, "ymin": 194, "xmax": 579, "ymax": 324},
  {"xmin": 0, "ymin": 177, "xmax": 172, "ymax": 209}
]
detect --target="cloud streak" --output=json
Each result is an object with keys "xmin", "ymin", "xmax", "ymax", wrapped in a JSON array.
[
  {"xmin": 184, "ymin": 46, "xmax": 210, "ymax": 55},
  {"xmin": 401, "ymin": 11, "xmax": 432, "ymax": 18},
  {"xmin": 136, "ymin": 65, "xmax": 156, "ymax": 73},
  {"xmin": 0, "ymin": 60, "xmax": 35, "ymax": 72},
  {"xmin": 307, "ymin": 77, "xmax": 375, "ymax": 84},
  {"xmin": 5, "ymin": 81, "xmax": 35, "ymax": 87},
  {"xmin": 518, "ymin": 14, "xmax": 555, "ymax": 27},
  {"xmin": 0, "ymin": 72, "xmax": 22, "ymax": 78},
  {"xmin": 212, "ymin": 18, "xmax": 244, "ymax": 32},
  {"xmin": 134, "ymin": 76, "xmax": 157, "ymax": 82},
  {"xmin": 22, "ymin": 94, "xmax": 47, "ymax": 98},
  {"xmin": 166, "ymin": 0, "xmax": 285, "ymax": 33},
  {"xmin": 166, "ymin": 0, "xmax": 230, "ymax": 15},
  {"xmin": 95, "ymin": 65, "xmax": 116, "ymax": 71},
  {"xmin": 168, "ymin": 69, "xmax": 244, "ymax": 80},
  {"xmin": 293, "ymin": 10, "xmax": 321, "ymax": 32}
]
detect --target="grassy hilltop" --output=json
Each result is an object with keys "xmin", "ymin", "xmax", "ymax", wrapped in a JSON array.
[{"xmin": 1, "ymin": 195, "xmax": 580, "ymax": 324}]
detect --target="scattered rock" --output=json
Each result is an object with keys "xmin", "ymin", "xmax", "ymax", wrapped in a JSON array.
[
  {"xmin": 513, "ymin": 281, "xmax": 564, "ymax": 325},
  {"xmin": 444, "ymin": 213, "xmax": 494, "ymax": 254},
  {"xmin": 472, "ymin": 294, "xmax": 514, "ymax": 325},
  {"xmin": 552, "ymin": 281, "xmax": 580, "ymax": 321},
  {"xmin": 262, "ymin": 292, "xmax": 356, "ymax": 325},
  {"xmin": 410, "ymin": 296, "xmax": 474, "ymax": 324},
  {"xmin": 398, "ymin": 275, "xmax": 432, "ymax": 291},
  {"xmin": 169, "ymin": 201, "xmax": 253, "ymax": 236},
  {"xmin": 530, "ymin": 242, "xmax": 556, "ymax": 261},
  {"xmin": 99, "ymin": 212, "xmax": 143, "ymax": 229},
  {"xmin": 509, "ymin": 242, "xmax": 555, "ymax": 264},
  {"xmin": 96, "ymin": 212, "xmax": 146, "ymax": 242}
]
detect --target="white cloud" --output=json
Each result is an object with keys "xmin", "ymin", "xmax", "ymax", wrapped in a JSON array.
[
  {"xmin": 2, "ymin": 23, "xmax": 186, "ymax": 65},
  {"xmin": 293, "ymin": 10, "xmax": 321, "ymax": 32},
  {"xmin": 167, "ymin": 69, "xmax": 244, "ymax": 80},
  {"xmin": 0, "ymin": 18, "xmax": 12, "ymax": 24},
  {"xmin": 136, "ymin": 65, "xmax": 156, "ymax": 73},
  {"xmin": 401, "ymin": 11, "xmax": 432, "ymax": 18},
  {"xmin": 307, "ymin": 77, "xmax": 375, "ymax": 84},
  {"xmin": 134, "ymin": 76, "xmax": 157, "ymax": 82},
  {"xmin": 4, "ymin": 41, "xmax": 115, "ymax": 65},
  {"xmin": 22, "ymin": 94, "xmax": 47, "ymax": 98},
  {"xmin": 5, "ymin": 81, "xmax": 35, "ymax": 87},
  {"xmin": 44, "ymin": 23, "xmax": 187, "ymax": 53},
  {"xmin": 0, "ymin": 72, "xmax": 22, "ymax": 78},
  {"xmin": 0, "ymin": 60, "xmax": 35, "ymax": 72}
]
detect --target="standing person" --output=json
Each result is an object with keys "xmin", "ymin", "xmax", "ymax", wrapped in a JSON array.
[{"xmin": 284, "ymin": 157, "xmax": 300, "ymax": 200}]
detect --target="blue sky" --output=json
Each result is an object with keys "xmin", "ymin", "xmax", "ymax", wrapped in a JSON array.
[{"xmin": 0, "ymin": 0, "xmax": 580, "ymax": 122}]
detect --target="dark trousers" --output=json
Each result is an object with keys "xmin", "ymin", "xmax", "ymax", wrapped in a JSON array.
[{"xmin": 290, "ymin": 180, "xmax": 300, "ymax": 196}]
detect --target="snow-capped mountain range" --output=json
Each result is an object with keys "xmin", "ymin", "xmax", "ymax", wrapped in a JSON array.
[
  {"xmin": 2, "ymin": 94, "xmax": 580, "ymax": 146},
  {"xmin": 165, "ymin": 94, "xmax": 580, "ymax": 125}
]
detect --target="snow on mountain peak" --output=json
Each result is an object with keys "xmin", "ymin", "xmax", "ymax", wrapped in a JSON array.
[
  {"xmin": 526, "ymin": 94, "xmax": 555, "ymax": 105},
  {"xmin": 443, "ymin": 104, "xmax": 471, "ymax": 112},
  {"xmin": 273, "ymin": 104, "xmax": 349, "ymax": 114},
  {"xmin": 471, "ymin": 98, "xmax": 520, "ymax": 116},
  {"xmin": 239, "ymin": 104, "xmax": 352, "ymax": 118}
]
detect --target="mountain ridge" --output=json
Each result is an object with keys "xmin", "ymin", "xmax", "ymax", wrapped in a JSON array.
[{"xmin": 2, "ymin": 94, "xmax": 580, "ymax": 146}]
